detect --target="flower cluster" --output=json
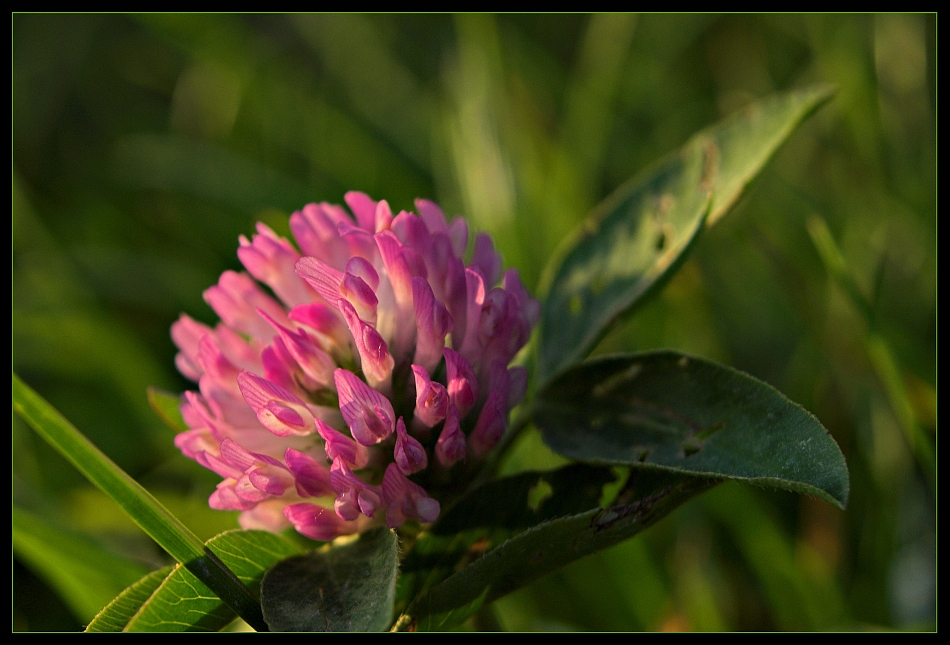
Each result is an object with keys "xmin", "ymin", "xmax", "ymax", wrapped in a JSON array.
[{"xmin": 171, "ymin": 193, "xmax": 539, "ymax": 541}]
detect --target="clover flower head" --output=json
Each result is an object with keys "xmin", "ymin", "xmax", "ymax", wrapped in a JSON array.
[{"xmin": 172, "ymin": 193, "xmax": 538, "ymax": 540}]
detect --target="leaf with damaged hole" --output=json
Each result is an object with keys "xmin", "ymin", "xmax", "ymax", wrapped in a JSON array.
[
  {"xmin": 397, "ymin": 467, "xmax": 715, "ymax": 630},
  {"xmin": 536, "ymin": 85, "xmax": 835, "ymax": 387},
  {"xmin": 260, "ymin": 528, "xmax": 399, "ymax": 632},
  {"xmin": 535, "ymin": 351, "xmax": 849, "ymax": 509}
]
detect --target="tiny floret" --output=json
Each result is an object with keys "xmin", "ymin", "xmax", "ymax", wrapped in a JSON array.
[{"xmin": 172, "ymin": 193, "xmax": 538, "ymax": 540}]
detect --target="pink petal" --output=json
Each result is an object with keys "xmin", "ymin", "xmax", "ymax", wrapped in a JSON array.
[
  {"xmin": 197, "ymin": 450, "xmax": 245, "ymax": 480},
  {"xmin": 339, "ymin": 300, "xmax": 394, "ymax": 389},
  {"xmin": 174, "ymin": 427, "xmax": 216, "ymax": 461},
  {"xmin": 261, "ymin": 339, "xmax": 298, "ymax": 392},
  {"xmin": 344, "ymin": 191, "xmax": 378, "ymax": 232},
  {"xmin": 436, "ymin": 405, "xmax": 466, "ymax": 468},
  {"xmin": 381, "ymin": 463, "xmax": 440, "ymax": 528},
  {"xmin": 411, "ymin": 364, "xmax": 449, "ymax": 427},
  {"xmin": 288, "ymin": 302, "xmax": 350, "ymax": 353},
  {"xmin": 394, "ymin": 417, "xmax": 428, "ymax": 475},
  {"xmin": 334, "ymin": 488, "xmax": 361, "ymax": 521},
  {"xmin": 376, "ymin": 231, "xmax": 415, "ymax": 303},
  {"xmin": 414, "ymin": 198, "xmax": 448, "ymax": 234},
  {"xmin": 458, "ymin": 268, "xmax": 487, "ymax": 362},
  {"xmin": 485, "ymin": 287, "xmax": 528, "ymax": 368},
  {"xmin": 391, "ymin": 211, "xmax": 432, "ymax": 257},
  {"xmin": 237, "ymin": 371, "xmax": 316, "ymax": 436},
  {"xmin": 340, "ymin": 272, "xmax": 378, "ymax": 325},
  {"xmin": 444, "ymin": 348, "xmax": 478, "ymax": 418},
  {"xmin": 203, "ymin": 271, "xmax": 288, "ymax": 343},
  {"xmin": 503, "ymin": 269, "xmax": 540, "ymax": 331},
  {"xmin": 218, "ymin": 437, "xmax": 259, "ymax": 470},
  {"xmin": 237, "ymin": 223, "xmax": 313, "ymax": 307},
  {"xmin": 212, "ymin": 324, "xmax": 265, "ymax": 374},
  {"xmin": 479, "ymin": 288, "xmax": 513, "ymax": 345},
  {"xmin": 329, "ymin": 459, "xmax": 382, "ymax": 520},
  {"xmin": 196, "ymin": 334, "xmax": 242, "ymax": 389},
  {"xmin": 170, "ymin": 314, "xmax": 210, "ymax": 381},
  {"xmin": 334, "ymin": 368, "xmax": 395, "ymax": 445},
  {"xmin": 412, "ymin": 277, "xmax": 453, "ymax": 373},
  {"xmin": 248, "ymin": 467, "xmax": 292, "ymax": 496},
  {"xmin": 294, "ymin": 257, "xmax": 345, "ymax": 308},
  {"xmin": 425, "ymin": 234, "xmax": 468, "ymax": 344},
  {"xmin": 239, "ymin": 499, "xmax": 293, "ymax": 533},
  {"xmin": 468, "ymin": 387, "xmax": 508, "ymax": 459},
  {"xmin": 284, "ymin": 503, "xmax": 355, "ymax": 542},
  {"xmin": 447, "ymin": 217, "xmax": 469, "ymax": 258},
  {"xmin": 345, "ymin": 256, "xmax": 380, "ymax": 291},
  {"xmin": 259, "ymin": 309, "xmax": 335, "ymax": 388},
  {"xmin": 315, "ymin": 419, "xmax": 370, "ymax": 469},
  {"xmin": 210, "ymin": 480, "xmax": 256, "ymax": 511},
  {"xmin": 374, "ymin": 199, "xmax": 393, "ymax": 232},
  {"xmin": 472, "ymin": 233, "xmax": 502, "ymax": 288},
  {"xmin": 289, "ymin": 202, "xmax": 352, "ymax": 267},
  {"xmin": 285, "ymin": 448, "xmax": 334, "ymax": 497},
  {"xmin": 234, "ymin": 473, "xmax": 270, "ymax": 502},
  {"xmin": 337, "ymin": 220, "xmax": 379, "ymax": 262}
]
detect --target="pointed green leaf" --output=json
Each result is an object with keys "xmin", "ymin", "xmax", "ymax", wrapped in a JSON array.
[
  {"xmin": 536, "ymin": 85, "xmax": 835, "ymax": 386},
  {"xmin": 260, "ymin": 527, "xmax": 399, "ymax": 632},
  {"xmin": 124, "ymin": 530, "xmax": 302, "ymax": 632},
  {"xmin": 86, "ymin": 566, "xmax": 175, "ymax": 632},
  {"xmin": 147, "ymin": 387, "xmax": 188, "ymax": 434},
  {"xmin": 12, "ymin": 374, "xmax": 267, "ymax": 631},
  {"xmin": 13, "ymin": 506, "xmax": 151, "ymax": 624},
  {"xmin": 398, "ymin": 466, "xmax": 714, "ymax": 630},
  {"xmin": 535, "ymin": 351, "xmax": 849, "ymax": 508}
]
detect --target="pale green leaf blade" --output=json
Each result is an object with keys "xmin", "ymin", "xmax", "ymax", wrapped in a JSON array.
[
  {"xmin": 125, "ymin": 530, "xmax": 302, "ymax": 632},
  {"xmin": 260, "ymin": 527, "xmax": 399, "ymax": 632},
  {"xmin": 86, "ymin": 566, "xmax": 175, "ymax": 632},
  {"xmin": 13, "ymin": 506, "xmax": 151, "ymax": 624},
  {"xmin": 536, "ymin": 85, "xmax": 835, "ymax": 386},
  {"xmin": 535, "ymin": 351, "xmax": 849, "ymax": 508}
]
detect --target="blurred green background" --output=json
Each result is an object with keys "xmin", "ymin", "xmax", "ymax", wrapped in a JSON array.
[{"xmin": 13, "ymin": 14, "xmax": 935, "ymax": 631}]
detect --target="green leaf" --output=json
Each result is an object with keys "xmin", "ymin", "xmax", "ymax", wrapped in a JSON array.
[
  {"xmin": 433, "ymin": 463, "xmax": 616, "ymax": 535},
  {"xmin": 398, "ymin": 466, "xmax": 714, "ymax": 630},
  {"xmin": 147, "ymin": 387, "xmax": 188, "ymax": 434},
  {"xmin": 12, "ymin": 374, "xmax": 267, "ymax": 631},
  {"xmin": 395, "ymin": 463, "xmax": 616, "ymax": 617},
  {"xmin": 260, "ymin": 527, "xmax": 399, "ymax": 632},
  {"xmin": 535, "ymin": 351, "xmax": 849, "ymax": 509},
  {"xmin": 124, "ymin": 530, "xmax": 302, "ymax": 632},
  {"xmin": 86, "ymin": 566, "xmax": 175, "ymax": 632},
  {"xmin": 536, "ymin": 85, "xmax": 835, "ymax": 386},
  {"xmin": 13, "ymin": 506, "xmax": 151, "ymax": 624}
]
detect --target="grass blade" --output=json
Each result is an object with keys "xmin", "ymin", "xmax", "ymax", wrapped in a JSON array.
[{"xmin": 12, "ymin": 373, "xmax": 268, "ymax": 631}]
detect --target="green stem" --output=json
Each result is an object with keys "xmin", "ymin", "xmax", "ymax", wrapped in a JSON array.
[{"xmin": 12, "ymin": 374, "xmax": 268, "ymax": 632}]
